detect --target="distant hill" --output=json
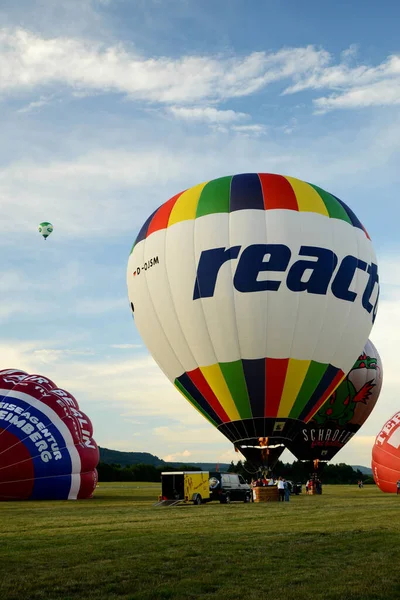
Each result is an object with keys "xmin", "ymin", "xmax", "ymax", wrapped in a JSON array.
[
  {"xmin": 98, "ymin": 447, "xmax": 229, "ymax": 471},
  {"xmin": 99, "ymin": 447, "xmax": 371, "ymax": 475},
  {"xmin": 351, "ymin": 465, "xmax": 373, "ymax": 476},
  {"xmin": 99, "ymin": 447, "xmax": 165, "ymax": 467}
]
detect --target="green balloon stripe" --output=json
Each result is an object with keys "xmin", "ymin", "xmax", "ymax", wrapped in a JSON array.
[
  {"xmin": 219, "ymin": 360, "xmax": 252, "ymax": 420},
  {"xmin": 309, "ymin": 184, "xmax": 352, "ymax": 224},
  {"xmin": 289, "ymin": 361, "xmax": 329, "ymax": 419},
  {"xmin": 196, "ymin": 176, "xmax": 232, "ymax": 218}
]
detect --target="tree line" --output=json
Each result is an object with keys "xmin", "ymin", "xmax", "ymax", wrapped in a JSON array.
[
  {"xmin": 227, "ymin": 460, "xmax": 374, "ymax": 485},
  {"xmin": 97, "ymin": 459, "xmax": 374, "ymax": 485}
]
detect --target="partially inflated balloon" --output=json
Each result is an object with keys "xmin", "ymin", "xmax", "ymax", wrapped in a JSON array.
[
  {"xmin": 127, "ymin": 173, "xmax": 379, "ymax": 467},
  {"xmin": 286, "ymin": 339, "xmax": 383, "ymax": 463},
  {"xmin": 0, "ymin": 369, "xmax": 99, "ymax": 500},
  {"xmin": 38, "ymin": 222, "xmax": 53, "ymax": 240},
  {"xmin": 372, "ymin": 412, "xmax": 400, "ymax": 493}
]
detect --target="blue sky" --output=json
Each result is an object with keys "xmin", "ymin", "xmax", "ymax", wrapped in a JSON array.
[{"xmin": 1, "ymin": 0, "xmax": 400, "ymax": 466}]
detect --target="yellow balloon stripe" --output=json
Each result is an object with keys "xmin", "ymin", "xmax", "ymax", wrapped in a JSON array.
[
  {"xmin": 277, "ymin": 358, "xmax": 311, "ymax": 417},
  {"xmin": 168, "ymin": 181, "xmax": 209, "ymax": 226},
  {"xmin": 200, "ymin": 364, "xmax": 241, "ymax": 421},
  {"xmin": 284, "ymin": 176, "xmax": 329, "ymax": 216}
]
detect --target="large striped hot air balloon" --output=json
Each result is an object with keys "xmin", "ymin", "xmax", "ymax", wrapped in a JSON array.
[
  {"xmin": 127, "ymin": 173, "xmax": 379, "ymax": 468},
  {"xmin": 0, "ymin": 369, "xmax": 99, "ymax": 500}
]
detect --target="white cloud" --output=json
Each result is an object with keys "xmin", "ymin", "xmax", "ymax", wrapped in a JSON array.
[
  {"xmin": 231, "ymin": 124, "xmax": 266, "ymax": 136},
  {"xmin": 340, "ymin": 44, "xmax": 359, "ymax": 63},
  {"xmin": 0, "ymin": 340, "xmax": 206, "ymax": 425},
  {"xmin": 162, "ymin": 449, "xmax": 192, "ymax": 462},
  {"xmin": 167, "ymin": 106, "xmax": 249, "ymax": 123},
  {"xmin": 0, "ymin": 340, "xmax": 41, "ymax": 373},
  {"xmin": 17, "ymin": 94, "xmax": 56, "ymax": 113},
  {"xmin": 111, "ymin": 344, "xmax": 142, "ymax": 349},
  {"xmin": 314, "ymin": 80, "xmax": 400, "ymax": 113},
  {"xmin": 154, "ymin": 426, "xmax": 221, "ymax": 446},
  {"xmin": 216, "ymin": 448, "xmax": 242, "ymax": 464},
  {"xmin": 0, "ymin": 28, "xmax": 328, "ymax": 105},
  {"xmin": 32, "ymin": 348, "xmax": 94, "ymax": 363},
  {"xmin": 99, "ymin": 438, "xmax": 144, "ymax": 453},
  {"xmin": 1, "ymin": 27, "xmax": 399, "ymax": 116},
  {"xmin": 285, "ymin": 53, "xmax": 400, "ymax": 94},
  {"xmin": 283, "ymin": 51, "xmax": 400, "ymax": 113}
]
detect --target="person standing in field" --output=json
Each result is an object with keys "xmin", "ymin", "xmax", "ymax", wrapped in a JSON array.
[
  {"xmin": 277, "ymin": 477, "xmax": 285, "ymax": 501},
  {"xmin": 397, "ymin": 479, "xmax": 400, "ymax": 495},
  {"xmin": 284, "ymin": 479, "xmax": 290, "ymax": 502}
]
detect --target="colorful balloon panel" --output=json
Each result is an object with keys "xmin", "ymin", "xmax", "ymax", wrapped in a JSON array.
[
  {"xmin": 127, "ymin": 173, "xmax": 379, "ymax": 462},
  {"xmin": 0, "ymin": 369, "xmax": 99, "ymax": 500},
  {"xmin": 372, "ymin": 412, "xmax": 400, "ymax": 493},
  {"xmin": 287, "ymin": 339, "xmax": 383, "ymax": 462}
]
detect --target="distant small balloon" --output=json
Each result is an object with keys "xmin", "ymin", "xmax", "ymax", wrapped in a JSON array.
[{"xmin": 38, "ymin": 222, "xmax": 53, "ymax": 240}]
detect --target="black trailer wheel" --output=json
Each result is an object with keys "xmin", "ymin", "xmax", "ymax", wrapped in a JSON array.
[
  {"xmin": 221, "ymin": 493, "xmax": 231, "ymax": 504},
  {"xmin": 193, "ymin": 494, "xmax": 202, "ymax": 505},
  {"xmin": 244, "ymin": 492, "xmax": 251, "ymax": 503}
]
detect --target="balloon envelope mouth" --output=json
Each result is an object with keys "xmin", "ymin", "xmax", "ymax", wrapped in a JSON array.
[
  {"xmin": 234, "ymin": 443, "xmax": 286, "ymax": 470},
  {"xmin": 218, "ymin": 417, "xmax": 304, "ymax": 445}
]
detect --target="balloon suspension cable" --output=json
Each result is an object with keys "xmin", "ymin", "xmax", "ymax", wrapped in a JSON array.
[
  {"xmin": 234, "ymin": 444, "xmax": 261, "ymax": 476},
  {"xmin": 243, "ymin": 462, "xmax": 259, "ymax": 476}
]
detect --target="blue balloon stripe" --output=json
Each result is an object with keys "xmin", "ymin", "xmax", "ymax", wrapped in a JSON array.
[
  {"xmin": 230, "ymin": 173, "xmax": 264, "ymax": 212},
  {"xmin": 0, "ymin": 395, "xmax": 73, "ymax": 496},
  {"xmin": 242, "ymin": 358, "xmax": 266, "ymax": 418},
  {"xmin": 31, "ymin": 474, "xmax": 73, "ymax": 500}
]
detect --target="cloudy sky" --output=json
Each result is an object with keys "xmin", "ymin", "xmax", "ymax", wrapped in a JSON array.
[{"xmin": 1, "ymin": 0, "xmax": 400, "ymax": 467}]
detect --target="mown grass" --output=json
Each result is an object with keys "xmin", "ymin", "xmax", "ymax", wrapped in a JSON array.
[{"xmin": 1, "ymin": 483, "xmax": 399, "ymax": 600}]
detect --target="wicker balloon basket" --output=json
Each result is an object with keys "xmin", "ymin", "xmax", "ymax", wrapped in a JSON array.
[{"xmin": 252, "ymin": 486, "xmax": 279, "ymax": 502}]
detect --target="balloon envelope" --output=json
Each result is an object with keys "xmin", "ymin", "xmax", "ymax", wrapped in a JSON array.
[
  {"xmin": 372, "ymin": 412, "xmax": 400, "ymax": 493},
  {"xmin": 286, "ymin": 339, "xmax": 383, "ymax": 463},
  {"xmin": 127, "ymin": 173, "xmax": 379, "ymax": 467},
  {"xmin": 0, "ymin": 369, "xmax": 99, "ymax": 500},
  {"xmin": 38, "ymin": 221, "xmax": 53, "ymax": 240}
]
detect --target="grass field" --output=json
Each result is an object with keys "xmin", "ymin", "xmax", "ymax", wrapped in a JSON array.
[{"xmin": 1, "ymin": 483, "xmax": 399, "ymax": 600}]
